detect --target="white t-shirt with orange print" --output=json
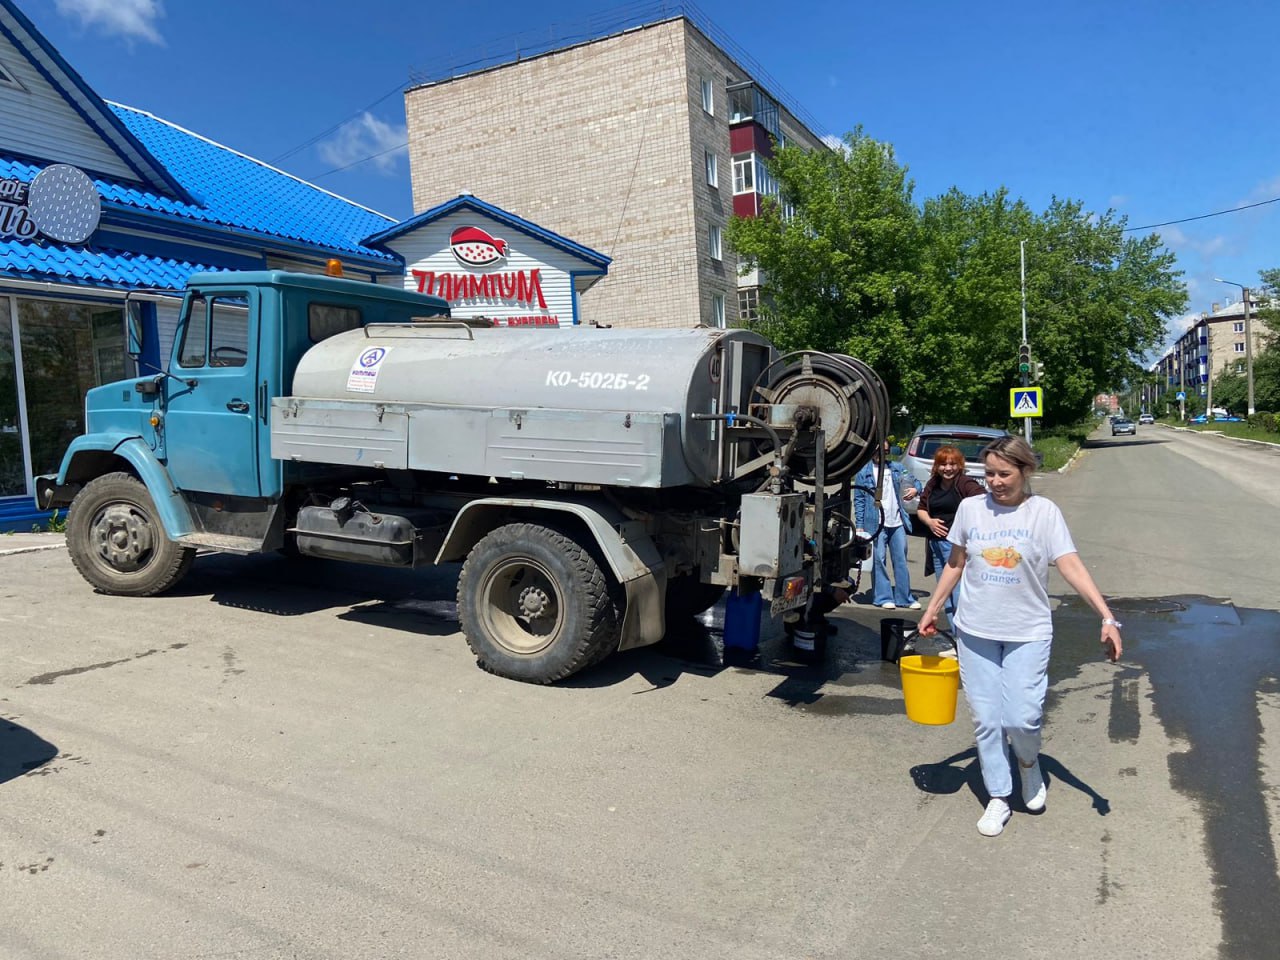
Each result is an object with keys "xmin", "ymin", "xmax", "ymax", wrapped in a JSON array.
[{"xmin": 947, "ymin": 494, "xmax": 1077, "ymax": 642}]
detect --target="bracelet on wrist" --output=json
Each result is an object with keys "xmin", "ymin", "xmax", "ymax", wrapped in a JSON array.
[{"xmin": 1101, "ymin": 617, "xmax": 1122, "ymax": 629}]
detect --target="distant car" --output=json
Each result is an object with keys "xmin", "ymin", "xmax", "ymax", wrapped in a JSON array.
[
  {"xmin": 898, "ymin": 425, "xmax": 1011, "ymax": 526},
  {"xmin": 1138, "ymin": 413, "xmax": 1155, "ymax": 425},
  {"xmin": 1111, "ymin": 417, "xmax": 1136, "ymax": 436}
]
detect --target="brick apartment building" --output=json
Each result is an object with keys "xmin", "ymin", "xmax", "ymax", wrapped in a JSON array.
[
  {"xmin": 403, "ymin": 15, "xmax": 827, "ymax": 329},
  {"xmin": 1153, "ymin": 295, "xmax": 1274, "ymax": 408}
]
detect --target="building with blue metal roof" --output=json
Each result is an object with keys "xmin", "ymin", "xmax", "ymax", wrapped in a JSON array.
[
  {"xmin": 0, "ymin": 0, "xmax": 610, "ymax": 531},
  {"xmin": 0, "ymin": 0, "xmax": 404, "ymax": 530}
]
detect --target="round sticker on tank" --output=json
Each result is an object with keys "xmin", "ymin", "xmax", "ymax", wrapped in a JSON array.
[{"xmin": 26, "ymin": 164, "xmax": 102, "ymax": 244}]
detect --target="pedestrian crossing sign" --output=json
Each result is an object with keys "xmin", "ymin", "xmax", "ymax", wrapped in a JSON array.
[{"xmin": 1010, "ymin": 387, "xmax": 1043, "ymax": 417}]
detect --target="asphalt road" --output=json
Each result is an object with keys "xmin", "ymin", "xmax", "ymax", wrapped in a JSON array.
[{"xmin": 2, "ymin": 423, "xmax": 1277, "ymax": 960}]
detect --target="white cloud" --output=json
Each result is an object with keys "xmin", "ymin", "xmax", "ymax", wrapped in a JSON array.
[
  {"xmin": 1242, "ymin": 173, "xmax": 1280, "ymax": 204},
  {"xmin": 821, "ymin": 133, "xmax": 847, "ymax": 153},
  {"xmin": 317, "ymin": 113, "xmax": 407, "ymax": 175},
  {"xmin": 1157, "ymin": 225, "xmax": 1230, "ymax": 258},
  {"xmin": 53, "ymin": 0, "xmax": 165, "ymax": 45}
]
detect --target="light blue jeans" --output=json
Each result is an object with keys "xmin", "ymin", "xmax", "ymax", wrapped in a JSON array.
[
  {"xmin": 956, "ymin": 629, "xmax": 1052, "ymax": 799},
  {"xmin": 928, "ymin": 538, "xmax": 960, "ymax": 620},
  {"xmin": 872, "ymin": 523, "xmax": 912, "ymax": 606}
]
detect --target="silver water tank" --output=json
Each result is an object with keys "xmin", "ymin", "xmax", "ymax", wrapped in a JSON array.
[{"xmin": 288, "ymin": 324, "xmax": 774, "ymax": 487}]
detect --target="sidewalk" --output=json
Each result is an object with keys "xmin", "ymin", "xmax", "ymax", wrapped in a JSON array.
[{"xmin": 0, "ymin": 532, "xmax": 66, "ymax": 556}]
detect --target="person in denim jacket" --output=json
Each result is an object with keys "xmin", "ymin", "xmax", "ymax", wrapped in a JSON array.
[{"xmin": 854, "ymin": 445, "xmax": 919, "ymax": 609}]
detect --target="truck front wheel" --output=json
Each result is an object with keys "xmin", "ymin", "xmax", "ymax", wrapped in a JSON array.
[
  {"xmin": 66, "ymin": 472, "xmax": 196, "ymax": 597},
  {"xmin": 458, "ymin": 522, "xmax": 621, "ymax": 683}
]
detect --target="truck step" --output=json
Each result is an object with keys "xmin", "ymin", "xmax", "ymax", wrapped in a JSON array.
[{"xmin": 175, "ymin": 533, "xmax": 264, "ymax": 555}]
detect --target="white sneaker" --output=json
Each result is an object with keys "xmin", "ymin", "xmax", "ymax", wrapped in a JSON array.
[
  {"xmin": 1021, "ymin": 760, "xmax": 1046, "ymax": 812},
  {"xmin": 977, "ymin": 798, "xmax": 1011, "ymax": 837},
  {"xmin": 907, "ymin": 600, "xmax": 922, "ymax": 610},
  {"xmin": 880, "ymin": 602, "xmax": 897, "ymax": 609}
]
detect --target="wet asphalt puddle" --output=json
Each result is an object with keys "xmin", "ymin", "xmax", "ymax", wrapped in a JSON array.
[{"xmin": 663, "ymin": 593, "xmax": 1280, "ymax": 958}]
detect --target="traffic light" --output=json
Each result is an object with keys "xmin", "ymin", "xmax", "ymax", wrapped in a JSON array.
[
  {"xmin": 1033, "ymin": 361, "xmax": 1045, "ymax": 382},
  {"xmin": 1018, "ymin": 343, "xmax": 1031, "ymax": 374}
]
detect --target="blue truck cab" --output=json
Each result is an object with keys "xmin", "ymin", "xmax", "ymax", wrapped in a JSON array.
[{"xmin": 38, "ymin": 271, "xmax": 449, "ymax": 594}]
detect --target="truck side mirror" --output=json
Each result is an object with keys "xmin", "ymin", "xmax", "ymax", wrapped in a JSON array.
[{"xmin": 126, "ymin": 300, "xmax": 145, "ymax": 360}]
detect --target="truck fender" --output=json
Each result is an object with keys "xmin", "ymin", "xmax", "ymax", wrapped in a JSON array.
[
  {"xmin": 54, "ymin": 435, "xmax": 196, "ymax": 540},
  {"xmin": 437, "ymin": 497, "xmax": 666, "ymax": 652}
]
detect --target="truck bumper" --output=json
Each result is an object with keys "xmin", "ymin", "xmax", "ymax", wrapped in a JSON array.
[{"xmin": 35, "ymin": 475, "xmax": 79, "ymax": 510}]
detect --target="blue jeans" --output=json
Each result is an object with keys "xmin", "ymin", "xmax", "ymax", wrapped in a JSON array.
[
  {"xmin": 928, "ymin": 538, "xmax": 960, "ymax": 620},
  {"xmin": 872, "ymin": 523, "xmax": 912, "ymax": 606},
  {"xmin": 956, "ymin": 630, "xmax": 1052, "ymax": 799}
]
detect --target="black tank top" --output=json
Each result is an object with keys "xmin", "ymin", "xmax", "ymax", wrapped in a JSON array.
[{"xmin": 928, "ymin": 480, "xmax": 963, "ymax": 528}]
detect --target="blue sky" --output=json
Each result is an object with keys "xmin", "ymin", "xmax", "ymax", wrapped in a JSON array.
[{"xmin": 24, "ymin": 0, "xmax": 1280, "ymax": 351}]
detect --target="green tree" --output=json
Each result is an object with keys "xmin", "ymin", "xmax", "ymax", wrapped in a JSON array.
[
  {"xmin": 728, "ymin": 131, "xmax": 1188, "ymax": 426},
  {"xmin": 725, "ymin": 129, "xmax": 923, "ymax": 403}
]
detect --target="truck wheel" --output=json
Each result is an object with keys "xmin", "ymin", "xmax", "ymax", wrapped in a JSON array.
[
  {"xmin": 458, "ymin": 522, "xmax": 621, "ymax": 683},
  {"xmin": 66, "ymin": 472, "xmax": 196, "ymax": 597},
  {"xmin": 664, "ymin": 576, "xmax": 726, "ymax": 622}
]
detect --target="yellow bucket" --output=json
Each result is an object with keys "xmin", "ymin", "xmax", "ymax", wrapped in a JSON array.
[{"xmin": 899, "ymin": 655, "xmax": 960, "ymax": 725}]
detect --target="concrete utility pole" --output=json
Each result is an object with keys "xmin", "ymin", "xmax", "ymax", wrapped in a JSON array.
[{"xmin": 1214, "ymin": 278, "xmax": 1256, "ymax": 415}]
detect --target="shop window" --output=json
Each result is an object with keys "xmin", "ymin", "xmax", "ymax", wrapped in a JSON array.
[
  {"xmin": 1, "ymin": 296, "xmax": 24, "ymax": 497},
  {"xmin": 15, "ymin": 299, "xmax": 123, "ymax": 480},
  {"xmin": 701, "ymin": 77, "xmax": 714, "ymax": 115},
  {"xmin": 708, "ymin": 224, "xmax": 723, "ymax": 261},
  {"xmin": 309, "ymin": 303, "xmax": 363, "ymax": 342},
  {"xmin": 705, "ymin": 149, "xmax": 718, "ymax": 188}
]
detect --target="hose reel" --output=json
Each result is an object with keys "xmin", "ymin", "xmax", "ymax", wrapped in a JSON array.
[{"xmin": 748, "ymin": 350, "xmax": 890, "ymax": 483}]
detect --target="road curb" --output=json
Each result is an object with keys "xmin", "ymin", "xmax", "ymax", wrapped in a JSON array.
[
  {"xmin": 1162, "ymin": 423, "xmax": 1280, "ymax": 447},
  {"xmin": 1057, "ymin": 446, "xmax": 1086, "ymax": 473},
  {"xmin": 0, "ymin": 543, "xmax": 66, "ymax": 557}
]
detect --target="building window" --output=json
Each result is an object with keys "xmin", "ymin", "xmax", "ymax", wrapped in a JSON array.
[
  {"xmin": 711, "ymin": 294, "xmax": 726, "ymax": 329},
  {"xmin": 708, "ymin": 224, "xmax": 722, "ymax": 261},
  {"xmin": 732, "ymin": 155, "xmax": 754, "ymax": 194},
  {"xmin": 1233, "ymin": 322, "xmax": 1244, "ymax": 333},
  {"xmin": 701, "ymin": 77, "xmax": 714, "ymax": 115},
  {"xmin": 738, "ymin": 286, "xmax": 760, "ymax": 324},
  {"xmin": 1234, "ymin": 342, "xmax": 1246, "ymax": 353},
  {"xmin": 705, "ymin": 149, "xmax": 718, "ymax": 188},
  {"xmin": 1235, "ymin": 362, "xmax": 1245, "ymax": 373},
  {"xmin": 13, "ymin": 298, "xmax": 123, "ymax": 480}
]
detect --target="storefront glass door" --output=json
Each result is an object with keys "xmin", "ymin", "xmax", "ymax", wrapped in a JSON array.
[
  {"xmin": 1, "ymin": 296, "xmax": 27, "ymax": 497},
  {"xmin": 16, "ymin": 298, "xmax": 124, "ymax": 481}
]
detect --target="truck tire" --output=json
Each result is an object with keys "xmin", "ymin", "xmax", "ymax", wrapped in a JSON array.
[
  {"xmin": 664, "ymin": 576, "xmax": 726, "ymax": 622},
  {"xmin": 66, "ymin": 472, "xmax": 196, "ymax": 597},
  {"xmin": 458, "ymin": 522, "xmax": 621, "ymax": 683}
]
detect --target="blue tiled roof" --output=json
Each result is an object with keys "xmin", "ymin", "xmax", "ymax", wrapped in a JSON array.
[
  {"xmin": 102, "ymin": 104, "xmax": 399, "ymax": 262},
  {"xmin": 1, "ymin": 236, "xmax": 215, "ymax": 290}
]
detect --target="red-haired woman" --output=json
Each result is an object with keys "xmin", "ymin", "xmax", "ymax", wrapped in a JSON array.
[{"xmin": 916, "ymin": 445, "xmax": 985, "ymax": 623}]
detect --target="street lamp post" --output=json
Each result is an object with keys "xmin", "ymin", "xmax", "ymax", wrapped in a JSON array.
[
  {"xmin": 1020, "ymin": 239, "xmax": 1031, "ymax": 445},
  {"xmin": 1213, "ymin": 278, "xmax": 1256, "ymax": 416}
]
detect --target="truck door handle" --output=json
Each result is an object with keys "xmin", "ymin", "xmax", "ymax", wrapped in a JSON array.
[{"xmin": 226, "ymin": 400, "xmax": 250, "ymax": 413}]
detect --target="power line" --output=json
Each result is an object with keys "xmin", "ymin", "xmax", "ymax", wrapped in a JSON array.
[
  {"xmin": 1124, "ymin": 195, "xmax": 1280, "ymax": 232},
  {"xmin": 310, "ymin": 140, "xmax": 408, "ymax": 179},
  {"xmin": 270, "ymin": 78, "xmax": 409, "ymax": 165}
]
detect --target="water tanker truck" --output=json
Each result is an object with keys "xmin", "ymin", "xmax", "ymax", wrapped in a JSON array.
[{"xmin": 37, "ymin": 271, "xmax": 890, "ymax": 683}]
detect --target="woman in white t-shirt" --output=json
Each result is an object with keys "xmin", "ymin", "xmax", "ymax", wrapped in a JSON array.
[{"xmin": 918, "ymin": 435, "xmax": 1122, "ymax": 838}]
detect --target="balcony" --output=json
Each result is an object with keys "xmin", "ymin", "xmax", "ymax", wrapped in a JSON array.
[{"xmin": 727, "ymin": 81, "xmax": 782, "ymax": 144}]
